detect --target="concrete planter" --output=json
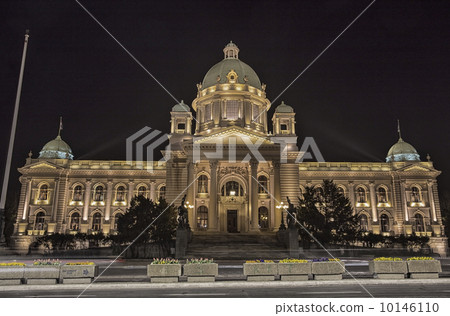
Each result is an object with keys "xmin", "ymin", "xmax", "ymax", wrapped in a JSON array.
[
  {"xmin": 311, "ymin": 261, "xmax": 345, "ymax": 280},
  {"xmin": 369, "ymin": 261, "xmax": 407, "ymax": 279},
  {"xmin": 61, "ymin": 265, "xmax": 97, "ymax": 284},
  {"xmin": 183, "ymin": 263, "xmax": 218, "ymax": 282},
  {"xmin": 24, "ymin": 265, "xmax": 61, "ymax": 284},
  {"xmin": 407, "ymin": 260, "xmax": 442, "ymax": 279},
  {"xmin": 243, "ymin": 262, "xmax": 277, "ymax": 281},
  {"xmin": 0, "ymin": 266, "xmax": 25, "ymax": 285},
  {"xmin": 147, "ymin": 264, "xmax": 181, "ymax": 283},
  {"xmin": 278, "ymin": 262, "xmax": 311, "ymax": 281}
]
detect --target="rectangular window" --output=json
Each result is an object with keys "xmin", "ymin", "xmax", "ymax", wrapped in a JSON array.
[
  {"xmin": 280, "ymin": 124, "xmax": 288, "ymax": 130},
  {"xmin": 177, "ymin": 123, "xmax": 185, "ymax": 130},
  {"xmin": 252, "ymin": 104, "xmax": 260, "ymax": 122},
  {"xmin": 226, "ymin": 100, "xmax": 239, "ymax": 120},
  {"xmin": 204, "ymin": 104, "xmax": 211, "ymax": 121}
]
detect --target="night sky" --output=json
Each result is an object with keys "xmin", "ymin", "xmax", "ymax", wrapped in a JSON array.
[{"xmin": 1, "ymin": 0, "xmax": 450, "ymax": 195}]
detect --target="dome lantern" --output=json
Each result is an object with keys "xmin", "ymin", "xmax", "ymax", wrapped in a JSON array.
[{"xmin": 223, "ymin": 41, "xmax": 239, "ymax": 59}]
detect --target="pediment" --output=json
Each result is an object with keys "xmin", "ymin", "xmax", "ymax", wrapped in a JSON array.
[
  {"xmin": 194, "ymin": 127, "xmax": 273, "ymax": 145},
  {"xmin": 399, "ymin": 164, "xmax": 434, "ymax": 173},
  {"xmin": 25, "ymin": 161, "xmax": 62, "ymax": 170}
]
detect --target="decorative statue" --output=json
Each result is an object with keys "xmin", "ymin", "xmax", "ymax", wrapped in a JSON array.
[
  {"xmin": 286, "ymin": 196, "xmax": 296, "ymax": 228},
  {"xmin": 177, "ymin": 195, "xmax": 189, "ymax": 229}
]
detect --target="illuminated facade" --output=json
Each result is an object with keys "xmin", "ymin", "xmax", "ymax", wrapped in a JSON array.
[{"xmin": 12, "ymin": 42, "xmax": 447, "ymax": 255}]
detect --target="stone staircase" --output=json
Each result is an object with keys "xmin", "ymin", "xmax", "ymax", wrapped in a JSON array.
[{"xmin": 185, "ymin": 231, "xmax": 289, "ymax": 260}]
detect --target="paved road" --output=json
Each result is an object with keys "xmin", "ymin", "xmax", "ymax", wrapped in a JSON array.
[{"xmin": 3, "ymin": 282, "xmax": 450, "ymax": 298}]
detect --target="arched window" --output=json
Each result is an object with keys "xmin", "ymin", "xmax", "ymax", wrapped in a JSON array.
[
  {"xmin": 116, "ymin": 186, "xmax": 125, "ymax": 202},
  {"xmin": 198, "ymin": 175, "xmax": 208, "ymax": 194},
  {"xmin": 35, "ymin": 211, "xmax": 46, "ymax": 230},
  {"xmin": 197, "ymin": 206, "xmax": 208, "ymax": 229},
  {"xmin": 70, "ymin": 212, "xmax": 81, "ymax": 231},
  {"xmin": 411, "ymin": 186, "xmax": 421, "ymax": 202},
  {"xmin": 413, "ymin": 213, "xmax": 424, "ymax": 232},
  {"xmin": 378, "ymin": 187, "xmax": 387, "ymax": 203},
  {"xmin": 257, "ymin": 176, "xmax": 268, "ymax": 194},
  {"xmin": 258, "ymin": 207, "xmax": 269, "ymax": 229},
  {"xmin": 380, "ymin": 214, "xmax": 390, "ymax": 233},
  {"xmin": 337, "ymin": 186, "xmax": 345, "ymax": 196},
  {"xmin": 73, "ymin": 185, "xmax": 83, "ymax": 201},
  {"xmin": 114, "ymin": 213, "xmax": 123, "ymax": 231},
  {"xmin": 94, "ymin": 186, "xmax": 104, "ymax": 201},
  {"xmin": 92, "ymin": 213, "xmax": 102, "ymax": 231},
  {"xmin": 221, "ymin": 181, "xmax": 244, "ymax": 196},
  {"xmin": 359, "ymin": 214, "xmax": 368, "ymax": 232},
  {"xmin": 138, "ymin": 186, "xmax": 146, "ymax": 197},
  {"xmin": 38, "ymin": 184, "xmax": 49, "ymax": 201},
  {"xmin": 357, "ymin": 187, "xmax": 366, "ymax": 203},
  {"xmin": 159, "ymin": 186, "xmax": 166, "ymax": 199}
]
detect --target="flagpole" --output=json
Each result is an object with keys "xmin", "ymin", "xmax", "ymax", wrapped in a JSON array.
[{"xmin": 0, "ymin": 30, "xmax": 30, "ymax": 242}]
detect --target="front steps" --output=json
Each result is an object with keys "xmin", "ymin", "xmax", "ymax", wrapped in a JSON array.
[{"xmin": 185, "ymin": 231, "xmax": 289, "ymax": 260}]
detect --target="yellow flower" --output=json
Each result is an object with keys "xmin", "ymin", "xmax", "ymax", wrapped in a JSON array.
[
  {"xmin": 374, "ymin": 257, "xmax": 403, "ymax": 261},
  {"xmin": 279, "ymin": 259, "xmax": 309, "ymax": 263}
]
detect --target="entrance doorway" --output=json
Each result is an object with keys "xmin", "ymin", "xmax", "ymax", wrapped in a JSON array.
[{"xmin": 227, "ymin": 210, "xmax": 238, "ymax": 233}]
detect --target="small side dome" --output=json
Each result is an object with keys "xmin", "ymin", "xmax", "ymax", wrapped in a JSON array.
[
  {"xmin": 275, "ymin": 101, "xmax": 294, "ymax": 113},
  {"xmin": 39, "ymin": 135, "xmax": 74, "ymax": 160},
  {"xmin": 386, "ymin": 138, "xmax": 420, "ymax": 162},
  {"xmin": 172, "ymin": 100, "xmax": 190, "ymax": 112}
]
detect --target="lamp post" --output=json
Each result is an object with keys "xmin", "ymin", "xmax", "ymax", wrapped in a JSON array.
[
  {"xmin": 276, "ymin": 202, "xmax": 287, "ymax": 230},
  {"xmin": 184, "ymin": 201, "xmax": 194, "ymax": 230},
  {"xmin": 0, "ymin": 30, "xmax": 30, "ymax": 243}
]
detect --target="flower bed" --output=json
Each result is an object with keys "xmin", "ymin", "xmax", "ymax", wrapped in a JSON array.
[
  {"xmin": 0, "ymin": 263, "xmax": 26, "ymax": 285},
  {"xmin": 278, "ymin": 259, "xmax": 311, "ymax": 281},
  {"xmin": 243, "ymin": 260, "xmax": 277, "ymax": 281},
  {"xmin": 147, "ymin": 258, "xmax": 181, "ymax": 283},
  {"xmin": 369, "ymin": 258, "xmax": 406, "ymax": 279},
  {"xmin": 183, "ymin": 258, "xmax": 218, "ymax": 282},
  {"xmin": 311, "ymin": 258, "xmax": 345, "ymax": 280},
  {"xmin": 406, "ymin": 257, "xmax": 441, "ymax": 279},
  {"xmin": 61, "ymin": 262, "xmax": 97, "ymax": 284},
  {"xmin": 25, "ymin": 260, "xmax": 62, "ymax": 285}
]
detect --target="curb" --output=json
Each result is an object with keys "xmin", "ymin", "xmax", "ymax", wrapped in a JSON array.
[{"xmin": 1, "ymin": 278, "xmax": 450, "ymax": 292}]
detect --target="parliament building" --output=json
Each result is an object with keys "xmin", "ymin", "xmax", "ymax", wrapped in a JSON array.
[{"xmin": 11, "ymin": 42, "xmax": 447, "ymax": 255}]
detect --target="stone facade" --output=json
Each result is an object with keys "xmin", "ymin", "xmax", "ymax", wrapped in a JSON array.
[{"xmin": 11, "ymin": 42, "xmax": 447, "ymax": 255}]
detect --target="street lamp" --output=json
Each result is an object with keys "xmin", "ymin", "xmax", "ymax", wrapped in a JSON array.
[
  {"xmin": 276, "ymin": 202, "xmax": 288, "ymax": 230},
  {"xmin": 184, "ymin": 201, "xmax": 194, "ymax": 229}
]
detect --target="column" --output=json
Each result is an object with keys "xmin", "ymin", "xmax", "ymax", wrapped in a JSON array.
[
  {"xmin": 105, "ymin": 181, "xmax": 113, "ymax": 221},
  {"xmin": 400, "ymin": 181, "xmax": 409, "ymax": 222},
  {"xmin": 209, "ymin": 160, "xmax": 218, "ymax": 230},
  {"xmin": 348, "ymin": 181, "xmax": 355, "ymax": 214},
  {"xmin": 82, "ymin": 180, "xmax": 92, "ymax": 221},
  {"xmin": 51, "ymin": 178, "xmax": 60, "ymax": 222},
  {"xmin": 427, "ymin": 180, "xmax": 437, "ymax": 222},
  {"xmin": 273, "ymin": 160, "xmax": 281, "ymax": 229},
  {"xmin": 127, "ymin": 181, "xmax": 135, "ymax": 206},
  {"xmin": 250, "ymin": 159, "xmax": 259, "ymax": 230},
  {"xmin": 22, "ymin": 178, "xmax": 32, "ymax": 220},
  {"xmin": 150, "ymin": 181, "xmax": 156, "ymax": 202},
  {"xmin": 369, "ymin": 182, "xmax": 377, "ymax": 222}
]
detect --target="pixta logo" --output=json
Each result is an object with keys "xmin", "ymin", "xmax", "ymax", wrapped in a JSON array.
[{"xmin": 126, "ymin": 127, "xmax": 170, "ymax": 173}]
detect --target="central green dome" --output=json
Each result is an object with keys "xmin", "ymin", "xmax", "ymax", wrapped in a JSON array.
[{"xmin": 201, "ymin": 42, "xmax": 262, "ymax": 90}]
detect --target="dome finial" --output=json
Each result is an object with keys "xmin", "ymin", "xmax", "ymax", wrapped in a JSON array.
[
  {"xmin": 397, "ymin": 119, "xmax": 402, "ymax": 141},
  {"xmin": 223, "ymin": 41, "xmax": 239, "ymax": 59}
]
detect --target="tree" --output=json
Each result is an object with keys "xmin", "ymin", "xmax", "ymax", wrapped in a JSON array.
[
  {"xmin": 116, "ymin": 195, "xmax": 177, "ymax": 253},
  {"xmin": 296, "ymin": 180, "xmax": 359, "ymax": 247}
]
